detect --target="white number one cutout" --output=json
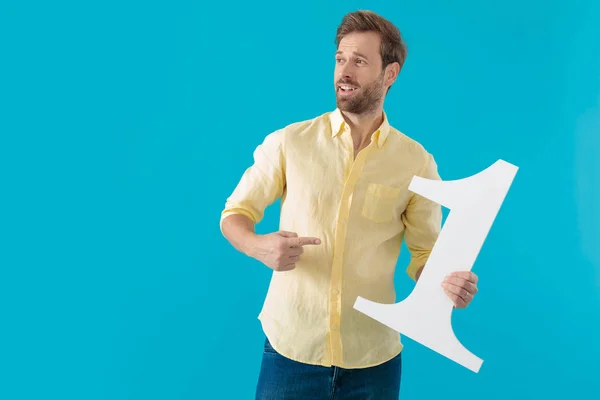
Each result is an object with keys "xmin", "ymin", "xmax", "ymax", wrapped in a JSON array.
[{"xmin": 354, "ymin": 159, "xmax": 519, "ymax": 373}]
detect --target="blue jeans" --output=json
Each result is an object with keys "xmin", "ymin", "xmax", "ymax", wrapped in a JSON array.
[{"xmin": 255, "ymin": 338, "xmax": 402, "ymax": 399}]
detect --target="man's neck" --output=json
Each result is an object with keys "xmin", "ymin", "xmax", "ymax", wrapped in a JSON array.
[{"xmin": 341, "ymin": 107, "xmax": 385, "ymax": 148}]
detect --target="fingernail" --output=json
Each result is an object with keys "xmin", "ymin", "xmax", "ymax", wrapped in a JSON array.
[{"xmin": 315, "ymin": 239, "xmax": 321, "ymax": 244}]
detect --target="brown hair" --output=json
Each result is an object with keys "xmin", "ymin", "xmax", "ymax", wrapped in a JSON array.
[{"xmin": 335, "ymin": 10, "xmax": 408, "ymax": 72}]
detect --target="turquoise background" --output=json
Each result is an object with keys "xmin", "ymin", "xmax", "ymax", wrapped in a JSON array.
[{"xmin": 1, "ymin": 0, "xmax": 599, "ymax": 399}]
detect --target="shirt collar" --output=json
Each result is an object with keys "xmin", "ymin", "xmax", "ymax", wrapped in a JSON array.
[{"xmin": 329, "ymin": 108, "xmax": 391, "ymax": 148}]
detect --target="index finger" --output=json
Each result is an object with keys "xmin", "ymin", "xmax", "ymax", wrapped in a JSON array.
[{"xmin": 289, "ymin": 237, "xmax": 321, "ymax": 247}]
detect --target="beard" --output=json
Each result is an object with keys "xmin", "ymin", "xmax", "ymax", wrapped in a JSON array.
[{"xmin": 335, "ymin": 71, "xmax": 385, "ymax": 115}]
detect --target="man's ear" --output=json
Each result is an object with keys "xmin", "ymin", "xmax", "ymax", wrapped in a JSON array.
[{"xmin": 385, "ymin": 62, "xmax": 400, "ymax": 86}]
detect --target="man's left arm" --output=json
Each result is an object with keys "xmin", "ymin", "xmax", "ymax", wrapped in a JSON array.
[{"xmin": 401, "ymin": 152, "xmax": 479, "ymax": 308}]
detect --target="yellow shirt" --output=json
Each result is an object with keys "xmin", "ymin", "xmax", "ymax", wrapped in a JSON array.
[{"xmin": 220, "ymin": 108, "xmax": 442, "ymax": 369}]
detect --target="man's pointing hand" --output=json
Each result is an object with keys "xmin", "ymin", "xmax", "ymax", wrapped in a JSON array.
[{"xmin": 251, "ymin": 230, "xmax": 322, "ymax": 271}]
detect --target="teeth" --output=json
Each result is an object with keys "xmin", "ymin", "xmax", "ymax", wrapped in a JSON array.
[{"xmin": 341, "ymin": 85, "xmax": 355, "ymax": 91}]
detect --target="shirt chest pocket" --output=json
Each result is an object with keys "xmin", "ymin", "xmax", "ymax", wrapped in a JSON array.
[{"xmin": 361, "ymin": 183, "xmax": 402, "ymax": 223}]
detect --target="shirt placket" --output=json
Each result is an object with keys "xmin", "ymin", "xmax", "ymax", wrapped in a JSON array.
[{"xmin": 326, "ymin": 131, "xmax": 377, "ymax": 366}]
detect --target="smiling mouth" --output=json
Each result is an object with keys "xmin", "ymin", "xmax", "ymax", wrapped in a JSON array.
[
  {"xmin": 338, "ymin": 85, "xmax": 358, "ymax": 92},
  {"xmin": 338, "ymin": 84, "xmax": 359, "ymax": 97}
]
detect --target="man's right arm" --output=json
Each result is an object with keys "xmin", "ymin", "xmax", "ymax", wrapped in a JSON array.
[{"xmin": 219, "ymin": 128, "xmax": 322, "ymax": 270}]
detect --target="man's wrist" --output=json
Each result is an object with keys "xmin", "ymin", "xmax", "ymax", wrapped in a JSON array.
[{"xmin": 243, "ymin": 232, "xmax": 262, "ymax": 259}]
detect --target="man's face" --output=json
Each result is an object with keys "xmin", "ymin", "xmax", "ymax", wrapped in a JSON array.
[{"xmin": 334, "ymin": 31, "xmax": 393, "ymax": 115}]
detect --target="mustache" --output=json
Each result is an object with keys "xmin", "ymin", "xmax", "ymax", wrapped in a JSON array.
[{"xmin": 337, "ymin": 79, "xmax": 360, "ymax": 87}]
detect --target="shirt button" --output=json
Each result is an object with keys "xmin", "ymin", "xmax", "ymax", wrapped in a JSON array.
[
  {"xmin": 333, "ymin": 289, "xmax": 339, "ymax": 295},
  {"xmin": 332, "ymin": 324, "xmax": 339, "ymax": 330}
]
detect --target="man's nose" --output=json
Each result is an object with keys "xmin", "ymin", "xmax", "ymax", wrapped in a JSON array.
[{"xmin": 338, "ymin": 65, "xmax": 355, "ymax": 81}]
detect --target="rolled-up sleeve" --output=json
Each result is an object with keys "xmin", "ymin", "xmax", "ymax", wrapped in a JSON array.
[
  {"xmin": 401, "ymin": 152, "xmax": 443, "ymax": 281},
  {"xmin": 220, "ymin": 129, "xmax": 287, "ymax": 232}
]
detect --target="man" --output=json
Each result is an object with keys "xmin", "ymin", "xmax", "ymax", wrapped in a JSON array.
[{"xmin": 220, "ymin": 10, "xmax": 479, "ymax": 399}]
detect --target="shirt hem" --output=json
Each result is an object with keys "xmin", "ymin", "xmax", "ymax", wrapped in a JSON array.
[{"xmin": 258, "ymin": 312, "xmax": 404, "ymax": 369}]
